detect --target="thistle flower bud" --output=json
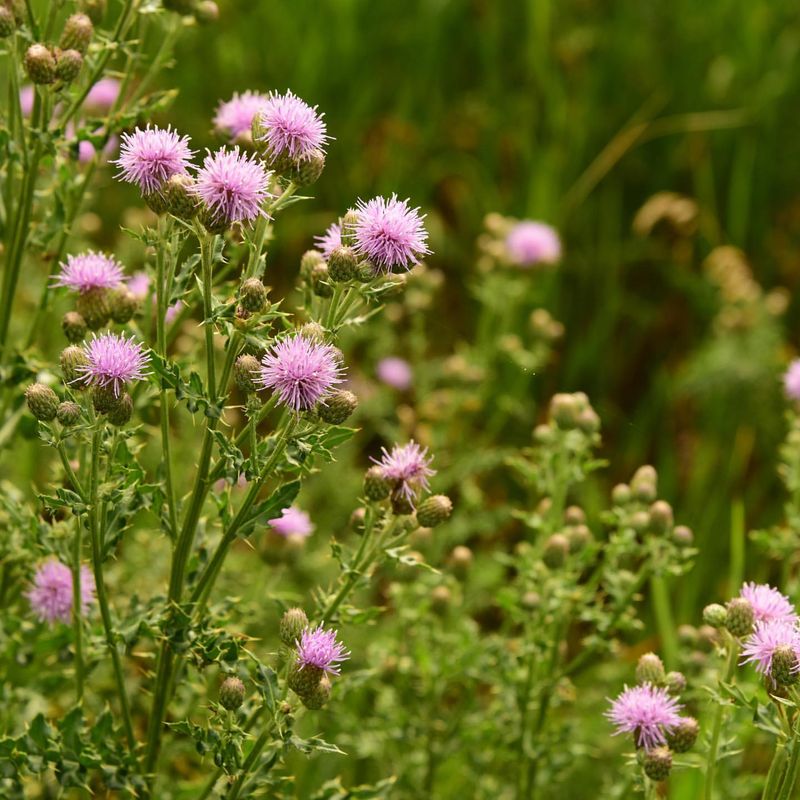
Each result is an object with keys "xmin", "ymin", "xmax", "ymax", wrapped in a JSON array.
[
  {"xmin": 234, "ymin": 354, "xmax": 260, "ymax": 393},
  {"xmin": 340, "ymin": 210, "xmax": 359, "ymax": 247},
  {"xmin": 24, "ymin": 44, "xmax": 57, "ymax": 85},
  {"xmin": 0, "ymin": 6, "xmax": 15, "ymax": 37},
  {"xmin": 62, "ymin": 311, "xmax": 88, "ymax": 343},
  {"xmin": 642, "ymin": 746, "xmax": 672, "ymax": 782},
  {"xmin": 144, "ymin": 189, "xmax": 169, "ymax": 216},
  {"xmin": 431, "ymin": 585, "xmax": 451, "ymax": 615},
  {"xmin": 299, "ymin": 321, "xmax": 326, "ymax": 342},
  {"xmin": 109, "ymin": 288, "xmax": 138, "ymax": 324},
  {"xmin": 564, "ymin": 505, "xmax": 586, "ymax": 525},
  {"xmin": 542, "ymin": 533, "xmax": 569, "ymax": 569},
  {"xmin": 702, "ymin": 603, "xmax": 727, "ymax": 629},
  {"xmin": 289, "ymin": 148, "xmax": 325, "ymax": 187},
  {"xmin": 672, "ymin": 524, "xmax": 693, "ymax": 546},
  {"xmin": 75, "ymin": 287, "xmax": 111, "ymax": 330},
  {"xmin": 92, "ymin": 384, "xmax": 120, "ymax": 415},
  {"xmin": 328, "ymin": 246, "xmax": 358, "ymax": 282},
  {"xmin": 107, "ymin": 393, "xmax": 133, "ymax": 426},
  {"xmin": 219, "ymin": 676, "xmax": 245, "ymax": 710},
  {"xmin": 391, "ymin": 489, "xmax": 415, "ymax": 516},
  {"xmin": 56, "ymin": 401, "xmax": 81, "ymax": 426},
  {"xmin": 577, "ymin": 406, "xmax": 600, "ymax": 434},
  {"xmin": 356, "ymin": 260, "xmax": 377, "ymax": 282},
  {"xmin": 648, "ymin": 500, "xmax": 673, "ymax": 534},
  {"xmin": 677, "ymin": 625, "xmax": 699, "ymax": 647},
  {"xmin": 667, "ymin": 717, "xmax": 698, "ymax": 753},
  {"xmin": 239, "ymin": 278, "xmax": 268, "ymax": 313},
  {"xmin": 566, "ymin": 523, "xmax": 591, "ymax": 553},
  {"xmin": 631, "ymin": 465, "xmax": 658, "ymax": 502},
  {"xmin": 55, "ymin": 49, "xmax": 83, "ymax": 83},
  {"xmin": 533, "ymin": 424, "xmax": 553, "ymax": 445},
  {"xmin": 194, "ymin": 0, "xmax": 219, "ymax": 23},
  {"xmin": 521, "ymin": 591, "xmax": 541, "ymax": 611},
  {"xmin": 311, "ymin": 263, "xmax": 333, "ymax": 297},
  {"xmin": 60, "ymin": 345, "xmax": 88, "ymax": 384},
  {"xmin": 664, "ymin": 671, "xmax": 687, "ymax": 695},
  {"xmin": 164, "ymin": 174, "xmax": 198, "ymax": 220},
  {"xmin": 416, "ymin": 494, "xmax": 453, "ymax": 528},
  {"xmin": 635, "ymin": 652, "xmax": 666, "ymax": 686},
  {"xmin": 697, "ymin": 625, "xmax": 719, "ymax": 651},
  {"xmin": 611, "ymin": 483, "xmax": 631, "ymax": 505},
  {"xmin": 725, "ymin": 597, "xmax": 755, "ymax": 638},
  {"xmin": 349, "ymin": 507, "xmax": 366, "ymax": 534},
  {"xmin": 300, "ymin": 249, "xmax": 325, "ymax": 278},
  {"xmin": 80, "ymin": 0, "xmax": 106, "ymax": 24},
  {"xmin": 25, "ymin": 384, "xmax": 59, "ymax": 421},
  {"xmin": 300, "ymin": 673, "xmax": 331, "ymax": 710},
  {"xmin": 364, "ymin": 465, "xmax": 391, "ymax": 501},
  {"xmin": 288, "ymin": 662, "xmax": 323, "ymax": 697},
  {"xmin": 279, "ymin": 607, "xmax": 309, "ymax": 647},
  {"xmin": 60, "ymin": 14, "xmax": 93, "ymax": 55},
  {"xmin": 630, "ymin": 511, "xmax": 650, "ymax": 534},
  {"xmin": 450, "ymin": 545, "xmax": 473, "ymax": 577},
  {"xmin": 318, "ymin": 389, "xmax": 358, "ymax": 425},
  {"xmin": 770, "ymin": 645, "xmax": 800, "ymax": 688},
  {"xmin": 549, "ymin": 393, "xmax": 579, "ymax": 429}
]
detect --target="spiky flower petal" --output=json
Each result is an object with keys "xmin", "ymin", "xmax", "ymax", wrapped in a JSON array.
[
  {"xmin": 374, "ymin": 440, "xmax": 435, "ymax": 505},
  {"xmin": 605, "ymin": 684, "xmax": 682, "ymax": 749},
  {"xmin": 214, "ymin": 90, "xmax": 271, "ymax": 139},
  {"xmin": 505, "ymin": 220, "xmax": 561, "ymax": 267},
  {"xmin": 257, "ymin": 89, "xmax": 328, "ymax": 160},
  {"xmin": 27, "ymin": 560, "xmax": 95, "ymax": 625},
  {"xmin": 740, "ymin": 582, "xmax": 798, "ymax": 624},
  {"xmin": 268, "ymin": 506, "xmax": 313, "ymax": 539},
  {"xmin": 114, "ymin": 125, "xmax": 193, "ymax": 194},
  {"xmin": 54, "ymin": 251, "xmax": 125, "ymax": 293},
  {"xmin": 77, "ymin": 332, "xmax": 149, "ymax": 396},
  {"xmin": 295, "ymin": 625, "xmax": 350, "ymax": 675}
]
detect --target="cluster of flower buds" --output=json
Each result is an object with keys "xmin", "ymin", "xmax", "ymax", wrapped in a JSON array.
[
  {"xmin": 22, "ymin": 13, "xmax": 93, "ymax": 86},
  {"xmin": 234, "ymin": 277, "xmax": 270, "ymax": 327},
  {"xmin": 533, "ymin": 393, "xmax": 601, "ymax": 448},
  {"xmin": 607, "ymin": 652, "xmax": 698, "ymax": 784},
  {"xmin": 540, "ymin": 505, "xmax": 593, "ymax": 568},
  {"xmin": 280, "ymin": 608, "xmax": 349, "ymax": 711},
  {"xmin": 528, "ymin": 308, "xmax": 564, "ymax": 344}
]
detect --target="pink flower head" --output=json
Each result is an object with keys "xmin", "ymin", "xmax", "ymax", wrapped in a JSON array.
[
  {"xmin": 740, "ymin": 583, "xmax": 798, "ymax": 624},
  {"xmin": 376, "ymin": 357, "xmax": 413, "ymax": 391},
  {"xmin": 77, "ymin": 332, "xmax": 150, "ymax": 396},
  {"xmin": 114, "ymin": 125, "xmax": 194, "ymax": 194},
  {"xmin": 54, "ymin": 251, "xmax": 126, "ymax": 294},
  {"xmin": 194, "ymin": 147, "xmax": 272, "ymax": 227},
  {"xmin": 27, "ymin": 560, "xmax": 95, "ymax": 625},
  {"xmin": 784, "ymin": 360, "xmax": 800, "ymax": 402},
  {"xmin": 84, "ymin": 78, "xmax": 121, "ymax": 113},
  {"xmin": 741, "ymin": 619, "xmax": 800, "ymax": 679},
  {"xmin": 165, "ymin": 301, "xmax": 182, "ymax": 324},
  {"xmin": 505, "ymin": 221, "xmax": 562, "ymax": 267},
  {"xmin": 257, "ymin": 334, "xmax": 343, "ymax": 411},
  {"xmin": 214, "ymin": 90, "xmax": 271, "ymax": 139},
  {"xmin": 295, "ymin": 625, "xmax": 350, "ymax": 675},
  {"xmin": 605, "ymin": 684, "xmax": 682, "ymax": 749},
  {"xmin": 351, "ymin": 195, "xmax": 430, "ymax": 272},
  {"xmin": 314, "ymin": 221, "xmax": 342, "ymax": 259},
  {"xmin": 268, "ymin": 506, "xmax": 313, "ymax": 539},
  {"xmin": 374, "ymin": 440, "xmax": 435, "ymax": 505},
  {"xmin": 257, "ymin": 89, "xmax": 328, "ymax": 160},
  {"xmin": 19, "ymin": 86, "xmax": 35, "ymax": 117},
  {"xmin": 128, "ymin": 271, "xmax": 151, "ymax": 300}
]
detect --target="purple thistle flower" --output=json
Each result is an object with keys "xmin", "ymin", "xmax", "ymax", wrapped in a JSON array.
[
  {"xmin": 194, "ymin": 147, "xmax": 272, "ymax": 227},
  {"xmin": 741, "ymin": 619, "xmax": 800, "ymax": 677},
  {"xmin": 165, "ymin": 301, "xmax": 182, "ymax": 324},
  {"xmin": 740, "ymin": 582, "xmax": 798, "ymax": 624},
  {"xmin": 505, "ymin": 220, "xmax": 562, "ymax": 267},
  {"xmin": 27, "ymin": 560, "xmax": 95, "ymax": 625},
  {"xmin": 77, "ymin": 332, "xmax": 150, "ymax": 396},
  {"xmin": 128, "ymin": 271, "xmax": 151, "ymax": 300},
  {"xmin": 19, "ymin": 86, "xmax": 34, "ymax": 117},
  {"xmin": 605, "ymin": 684, "xmax": 682, "ymax": 749},
  {"xmin": 257, "ymin": 334, "xmax": 343, "ymax": 411},
  {"xmin": 114, "ymin": 125, "xmax": 194, "ymax": 194},
  {"xmin": 314, "ymin": 221, "xmax": 342, "ymax": 259},
  {"xmin": 374, "ymin": 440, "xmax": 435, "ymax": 504},
  {"xmin": 257, "ymin": 89, "xmax": 328, "ymax": 160},
  {"xmin": 85, "ymin": 78, "xmax": 121, "ymax": 112},
  {"xmin": 54, "ymin": 251, "xmax": 126, "ymax": 294},
  {"xmin": 295, "ymin": 624, "xmax": 350, "ymax": 675},
  {"xmin": 351, "ymin": 195, "xmax": 430, "ymax": 272},
  {"xmin": 376, "ymin": 357, "xmax": 413, "ymax": 391},
  {"xmin": 268, "ymin": 506, "xmax": 314, "ymax": 539},
  {"xmin": 784, "ymin": 360, "xmax": 800, "ymax": 401},
  {"xmin": 214, "ymin": 90, "xmax": 271, "ymax": 139}
]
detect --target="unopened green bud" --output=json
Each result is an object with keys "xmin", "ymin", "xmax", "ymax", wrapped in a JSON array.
[
  {"xmin": 144, "ymin": 189, "xmax": 169, "ymax": 216},
  {"xmin": 0, "ymin": 5, "xmax": 15, "ymax": 37},
  {"xmin": 564, "ymin": 505, "xmax": 586, "ymax": 525},
  {"xmin": 431, "ymin": 585, "xmax": 451, "ymax": 615},
  {"xmin": 80, "ymin": 0, "xmax": 106, "ymax": 24},
  {"xmin": 219, "ymin": 676, "xmax": 245, "ymax": 710},
  {"xmin": 577, "ymin": 406, "xmax": 600, "ymax": 434},
  {"xmin": 92, "ymin": 384, "xmax": 120, "ymax": 415},
  {"xmin": 60, "ymin": 13, "xmax": 93, "ymax": 55},
  {"xmin": 672, "ymin": 525, "xmax": 693, "ymax": 546},
  {"xmin": 356, "ymin": 260, "xmax": 377, "ymax": 282},
  {"xmin": 630, "ymin": 511, "xmax": 650, "ymax": 534},
  {"xmin": 194, "ymin": 0, "xmax": 219, "ymax": 23},
  {"xmin": 328, "ymin": 246, "xmax": 357, "ymax": 282},
  {"xmin": 300, "ymin": 249, "xmax": 325, "ymax": 279},
  {"xmin": 56, "ymin": 401, "xmax": 81, "ymax": 426},
  {"xmin": 75, "ymin": 287, "xmax": 111, "ymax": 330},
  {"xmin": 279, "ymin": 607, "xmax": 309, "ymax": 647},
  {"xmin": 665, "ymin": 671, "xmax": 687, "ymax": 695},
  {"xmin": 635, "ymin": 652, "xmax": 666, "ymax": 686},
  {"xmin": 349, "ymin": 507, "xmax": 366, "ymax": 534},
  {"xmin": 340, "ymin": 210, "xmax": 359, "ymax": 247},
  {"xmin": 772, "ymin": 645, "xmax": 800, "ymax": 687},
  {"xmin": 643, "ymin": 746, "xmax": 672, "ymax": 781},
  {"xmin": 288, "ymin": 148, "xmax": 325, "ymax": 187},
  {"xmin": 677, "ymin": 625, "xmax": 699, "ymax": 647},
  {"xmin": 311, "ymin": 263, "xmax": 333, "ymax": 297},
  {"xmin": 364, "ymin": 465, "xmax": 391, "ymax": 501},
  {"xmin": 60, "ymin": 345, "xmax": 88, "ymax": 384},
  {"xmin": 566, "ymin": 524, "xmax": 591, "ymax": 553},
  {"xmin": 24, "ymin": 44, "xmax": 56, "ymax": 85},
  {"xmin": 649, "ymin": 500, "xmax": 673, "ymax": 534},
  {"xmin": 667, "ymin": 717, "xmax": 698, "ymax": 753},
  {"xmin": 299, "ymin": 321, "xmax": 325, "ymax": 342},
  {"xmin": 391, "ymin": 489, "xmax": 415, "ymax": 516},
  {"xmin": 549, "ymin": 393, "xmax": 579, "ymax": 429},
  {"xmin": 56, "ymin": 49, "xmax": 83, "ymax": 83},
  {"xmin": 234, "ymin": 354, "xmax": 260, "ymax": 393},
  {"xmin": 450, "ymin": 545, "xmax": 473, "ymax": 577},
  {"xmin": 300, "ymin": 673, "xmax": 331, "ymax": 710},
  {"xmin": 107, "ymin": 393, "xmax": 133, "ymax": 426},
  {"xmin": 542, "ymin": 533, "xmax": 569, "ymax": 569},
  {"xmin": 164, "ymin": 174, "xmax": 198, "ymax": 219},
  {"xmin": 109, "ymin": 288, "xmax": 138, "ymax": 324},
  {"xmin": 288, "ymin": 662, "xmax": 323, "ymax": 698},
  {"xmin": 702, "ymin": 603, "xmax": 727, "ymax": 629},
  {"xmin": 631, "ymin": 465, "xmax": 658, "ymax": 502},
  {"xmin": 62, "ymin": 311, "xmax": 88, "ymax": 343},
  {"xmin": 521, "ymin": 591, "xmax": 541, "ymax": 611},
  {"xmin": 533, "ymin": 424, "xmax": 554, "ymax": 445},
  {"xmin": 239, "ymin": 278, "xmax": 268, "ymax": 313},
  {"xmin": 318, "ymin": 389, "xmax": 358, "ymax": 425},
  {"xmin": 416, "ymin": 495, "xmax": 453, "ymax": 528},
  {"xmin": 25, "ymin": 383, "xmax": 59, "ymax": 421},
  {"xmin": 725, "ymin": 597, "xmax": 755, "ymax": 638},
  {"xmin": 611, "ymin": 483, "xmax": 632, "ymax": 506}
]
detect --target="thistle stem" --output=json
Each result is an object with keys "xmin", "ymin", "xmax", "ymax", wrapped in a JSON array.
[
  {"xmin": 225, "ymin": 719, "xmax": 277, "ymax": 800},
  {"xmin": 71, "ymin": 516, "xmax": 85, "ymax": 702}
]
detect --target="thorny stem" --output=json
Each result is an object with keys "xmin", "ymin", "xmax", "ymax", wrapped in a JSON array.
[
  {"xmin": 71, "ymin": 516, "xmax": 85, "ymax": 702},
  {"xmin": 225, "ymin": 718, "xmax": 278, "ymax": 800}
]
